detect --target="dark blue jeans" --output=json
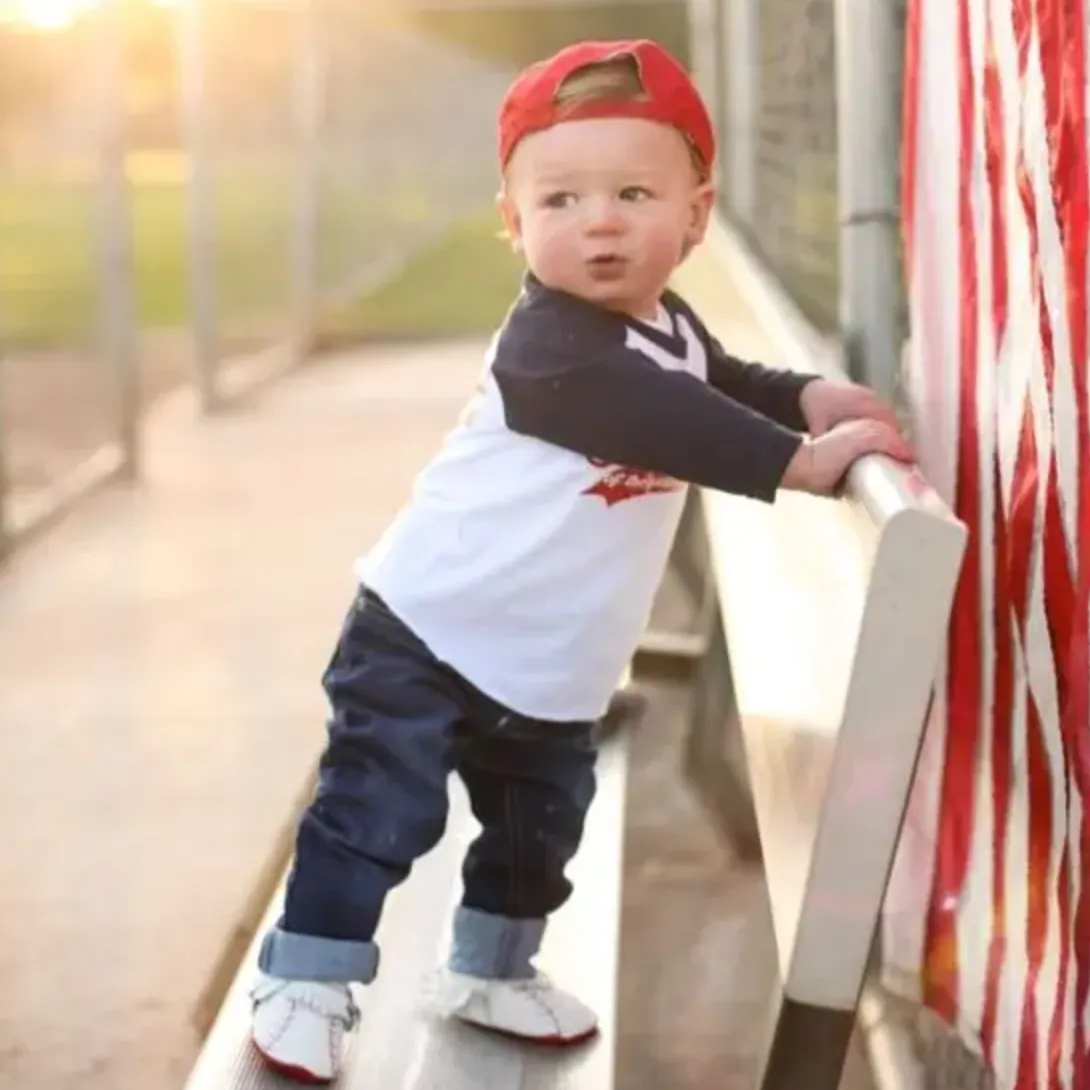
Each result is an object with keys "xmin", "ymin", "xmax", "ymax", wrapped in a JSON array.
[{"xmin": 257, "ymin": 588, "xmax": 599, "ymax": 985}]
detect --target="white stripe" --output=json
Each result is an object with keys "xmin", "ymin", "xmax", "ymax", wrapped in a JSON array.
[
  {"xmin": 883, "ymin": 0, "xmax": 964, "ymax": 996},
  {"xmin": 1026, "ymin": 10, "xmax": 1080, "ymax": 565},
  {"xmin": 1025, "ymin": 555, "xmax": 1065, "ymax": 1090},
  {"xmin": 1024, "ymin": 518, "xmax": 1065, "ymax": 1090},
  {"xmin": 995, "ymin": 656, "xmax": 1031, "ymax": 1090},
  {"xmin": 1018, "ymin": 16, "xmax": 1065, "ymax": 739},
  {"xmin": 987, "ymin": 10, "xmax": 1039, "ymax": 1087},
  {"xmin": 1021, "ymin": 22, "xmax": 1075, "ymax": 1085},
  {"xmin": 956, "ymin": 0, "xmax": 997, "ymax": 1039},
  {"xmin": 992, "ymin": 6, "xmax": 1036, "ymax": 517},
  {"xmin": 904, "ymin": 0, "xmax": 962, "ymax": 508},
  {"xmin": 624, "ymin": 319, "xmax": 704, "ymax": 377},
  {"xmin": 1024, "ymin": 13, "xmax": 1072, "ymax": 526}
]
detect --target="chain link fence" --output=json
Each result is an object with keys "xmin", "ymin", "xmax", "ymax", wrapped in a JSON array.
[
  {"xmin": 694, "ymin": 0, "xmax": 839, "ymax": 332},
  {"xmin": 0, "ymin": 6, "xmax": 139, "ymax": 553},
  {"xmin": 177, "ymin": 0, "xmax": 515, "ymax": 405},
  {"xmin": 0, "ymin": 0, "xmax": 695, "ymax": 563},
  {"xmin": 0, "ymin": 0, "xmax": 515, "ymax": 557},
  {"xmin": 691, "ymin": 0, "xmax": 910, "ymax": 345}
]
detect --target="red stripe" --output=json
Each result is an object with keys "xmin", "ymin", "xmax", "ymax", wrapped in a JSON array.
[
  {"xmin": 984, "ymin": 462, "xmax": 1016, "ymax": 1063},
  {"xmin": 1030, "ymin": 1, "xmax": 1090, "ymax": 1081},
  {"xmin": 913, "ymin": 0, "xmax": 1090, "ymax": 1079},
  {"xmin": 1042, "ymin": 413, "xmax": 1073, "ymax": 1090},
  {"xmin": 979, "ymin": 0, "xmax": 1013, "ymax": 1061},
  {"xmin": 1038, "ymin": 286, "xmax": 1074, "ymax": 1090},
  {"xmin": 1019, "ymin": 689, "xmax": 1053, "ymax": 1090},
  {"xmin": 923, "ymin": 0, "xmax": 984, "ymax": 1021},
  {"xmin": 1011, "ymin": 49, "xmax": 1055, "ymax": 1074},
  {"xmin": 1014, "ymin": 0, "xmax": 1034, "ymax": 68}
]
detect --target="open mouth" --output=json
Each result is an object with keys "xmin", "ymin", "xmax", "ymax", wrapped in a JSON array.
[{"xmin": 586, "ymin": 254, "xmax": 627, "ymax": 280}]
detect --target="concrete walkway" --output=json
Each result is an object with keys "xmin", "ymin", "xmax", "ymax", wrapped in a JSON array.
[{"xmin": 0, "ymin": 341, "xmax": 484, "ymax": 1090}]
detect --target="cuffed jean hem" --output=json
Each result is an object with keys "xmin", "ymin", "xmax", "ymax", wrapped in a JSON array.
[
  {"xmin": 448, "ymin": 906, "xmax": 546, "ymax": 980},
  {"xmin": 257, "ymin": 928, "xmax": 380, "ymax": 984}
]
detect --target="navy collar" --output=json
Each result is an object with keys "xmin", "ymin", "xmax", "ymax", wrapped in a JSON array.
[{"xmin": 520, "ymin": 272, "xmax": 687, "ymax": 357}]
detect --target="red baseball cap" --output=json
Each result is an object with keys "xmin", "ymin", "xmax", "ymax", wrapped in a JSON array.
[{"xmin": 498, "ymin": 39, "xmax": 715, "ymax": 172}]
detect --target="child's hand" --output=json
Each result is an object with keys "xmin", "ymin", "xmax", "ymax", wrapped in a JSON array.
[
  {"xmin": 799, "ymin": 378, "xmax": 901, "ymax": 435},
  {"xmin": 781, "ymin": 419, "xmax": 914, "ymax": 496}
]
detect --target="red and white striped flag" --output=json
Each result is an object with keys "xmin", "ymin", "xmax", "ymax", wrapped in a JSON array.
[{"xmin": 885, "ymin": 1, "xmax": 1090, "ymax": 1087}]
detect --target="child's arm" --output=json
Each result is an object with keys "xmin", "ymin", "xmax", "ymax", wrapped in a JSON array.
[
  {"xmin": 493, "ymin": 296, "xmax": 912, "ymax": 499},
  {"xmin": 704, "ymin": 335, "xmax": 820, "ymax": 432},
  {"xmin": 494, "ymin": 331, "xmax": 804, "ymax": 503},
  {"xmin": 702, "ymin": 333, "xmax": 903, "ymax": 441}
]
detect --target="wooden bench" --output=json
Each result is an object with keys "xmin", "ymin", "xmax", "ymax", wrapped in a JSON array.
[
  {"xmin": 676, "ymin": 218, "xmax": 967, "ymax": 1090},
  {"xmin": 184, "ymin": 732, "xmax": 629, "ymax": 1090}
]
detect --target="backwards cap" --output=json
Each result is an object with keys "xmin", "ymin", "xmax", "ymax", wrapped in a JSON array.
[{"xmin": 497, "ymin": 39, "xmax": 715, "ymax": 171}]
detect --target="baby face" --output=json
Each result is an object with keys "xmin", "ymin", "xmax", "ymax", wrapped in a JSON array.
[{"xmin": 499, "ymin": 116, "xmax": 714, "ymax": 320}]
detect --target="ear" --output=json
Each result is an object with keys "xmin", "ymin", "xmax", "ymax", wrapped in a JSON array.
[
  {"xmin": 685, "ymin": 181, "xmax": 717, "ymax": 249},
  {"xmin": 496, "ymin": 189, "xmax": 524, "ymax": 253}
]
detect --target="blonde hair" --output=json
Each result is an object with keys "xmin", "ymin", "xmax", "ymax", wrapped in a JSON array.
[
  {"xmin": 553, "ymin": 55, "xmax": 648, "ymax": 107},
  {"xmin": 553, "ymin": 54, "xmax": 708, "ymax": 180}
]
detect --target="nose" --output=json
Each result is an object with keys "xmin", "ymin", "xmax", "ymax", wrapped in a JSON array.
[{"xmin": 582, "ymin": 195, "xmax": 625, "ymax": 236}]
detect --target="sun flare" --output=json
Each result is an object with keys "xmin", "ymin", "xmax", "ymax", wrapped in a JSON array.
[{"xmin": 2, "ymin": 0, "xmax": 180, "ymax": 32}]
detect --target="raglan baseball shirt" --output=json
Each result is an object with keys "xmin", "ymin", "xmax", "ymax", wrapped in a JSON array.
[{"xmin": 358, "ymin": 273, "xmax": 816, "ymax": 722}]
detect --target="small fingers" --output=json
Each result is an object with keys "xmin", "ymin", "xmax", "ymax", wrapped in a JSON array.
[
  {"xmin": 852, "ymin": 390, "xmax": 902, "ymax": 430},
  {"xmin": 843, "ymin": 420, "xmax": 913, "ymax": 463}
]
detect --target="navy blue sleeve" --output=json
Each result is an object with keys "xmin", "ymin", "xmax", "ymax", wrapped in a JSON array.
[
  {"xmin": 704, "ymin": 337, "xmax": 819, "ymax": 432},
  {"xmin": 662, "ymin": 291, "xmax": 819, "ymax": 431},
  {"xmin": 492, "ymin": 305, "xmax": 803, "ymax": 503}
]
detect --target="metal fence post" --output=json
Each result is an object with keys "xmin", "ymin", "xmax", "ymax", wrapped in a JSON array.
[
  {"xmin": 98, "ymin": 0, "xmax": 140, "ymax": 481},
  {"xmin": 724, "ymin": 0, "xmax": 758, "ymax": 222},
  {"xmin": 834, "ymin": 0, "xmax": 903, "ymax": 399},
  {"xmin": 291, "ymin": 0, "xmax": 323, "ymax": 364},
  {"xmin": 179, "ymin": 0, "xmax": 221, "ymax": 413}
]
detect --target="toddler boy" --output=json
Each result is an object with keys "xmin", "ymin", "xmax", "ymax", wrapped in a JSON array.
[{"xmin": 249, "ymin": 38, "xmax": 911, "ymax": 1083}]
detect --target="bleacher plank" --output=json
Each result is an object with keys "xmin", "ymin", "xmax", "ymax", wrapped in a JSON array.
[
  {"xmin": 702, "ymin": 472, "xmax": 965, "ymax": 1090},
  {"xmin": 184, "ymin": 739, "xmax": 627, "ymax": 1090},
  {"xmin": 671, "ymin": 214, "xmax": 966, "ymax": 1088}
]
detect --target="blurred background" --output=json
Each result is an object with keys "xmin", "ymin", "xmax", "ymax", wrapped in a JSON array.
[
  {"xmin": 0, "ymin": 7, "xmax": 699, "ymax": 1090},
  {"xmin": 0, "ymin": 0, "xmax": 692, "ymax": 526}
]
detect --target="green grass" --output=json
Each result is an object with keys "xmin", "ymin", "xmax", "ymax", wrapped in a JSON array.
[
  {"xmin": 315, "ymin": 208, "xmax": 524, "ymax": 347},
  {"xmin": 0, "ymin": 158, "xmax": 448, "ymax": 348}
]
